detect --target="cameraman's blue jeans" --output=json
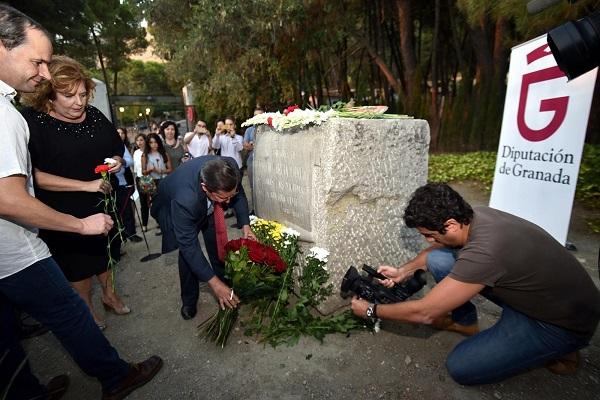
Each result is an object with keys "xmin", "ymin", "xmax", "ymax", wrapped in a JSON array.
[
  {"xmin": 426, "ymin": 248, "xmax": 591, "ymax": 385},
  {"xmin": 427, "ymin": 248, "xmax": 477, "ymax": 325},
  {"xmin": 0, "ymin": 257, "xmax": 130, "ymax": 398}
]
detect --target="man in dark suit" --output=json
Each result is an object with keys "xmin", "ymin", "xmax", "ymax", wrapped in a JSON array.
[{"xmin": 151, "ymin": 156, "xmax": 256, "ymax": 319}]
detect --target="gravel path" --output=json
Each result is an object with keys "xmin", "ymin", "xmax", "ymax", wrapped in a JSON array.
[{"xmin": 23, "ymin": 180, "xmax": 600, "ymax": 399}]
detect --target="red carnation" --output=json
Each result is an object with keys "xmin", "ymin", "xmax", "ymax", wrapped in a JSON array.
[
  {"xmin": 267, "ymin": 116, "xmax": 273, "ymax": 127},
  {"xmin": 283, "ymin": 104, "xmax": 299, "ymax": 116},
  {"xmin": 95, "ymin": 164, "xmax": 110, "ymax": 174}
]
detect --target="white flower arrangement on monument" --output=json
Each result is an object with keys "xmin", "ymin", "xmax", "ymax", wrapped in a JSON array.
[{"xmin": 242, "ymin": 103, "xmax": 410, "ymax": 133}]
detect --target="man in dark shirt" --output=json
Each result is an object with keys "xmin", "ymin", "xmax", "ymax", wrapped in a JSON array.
[{"xmin": 352, "ymin": 183, "xmax": 600, "ymax": 385}]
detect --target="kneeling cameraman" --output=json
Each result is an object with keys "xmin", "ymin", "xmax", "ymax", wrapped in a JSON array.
[{"xmin": 351, "ymin": 183, "xmax": 600, "ymax": 385}]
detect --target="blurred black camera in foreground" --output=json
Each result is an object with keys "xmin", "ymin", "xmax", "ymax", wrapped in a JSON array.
[
  {"xmin": 340, "ymin": 264, "xmax": 426, "ymax": 304},
  {"xmin": 547, "ymin": 11, "xmax": 600, "ymax": 80}
]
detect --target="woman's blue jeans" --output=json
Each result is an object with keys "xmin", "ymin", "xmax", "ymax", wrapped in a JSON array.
[
  {"xmin": 426, "ymin": 248, "xmax": 591, "ymax": 385},
  {"xmin": 0, "ymin": 257, "xmax": 130, "ymax": 398}
]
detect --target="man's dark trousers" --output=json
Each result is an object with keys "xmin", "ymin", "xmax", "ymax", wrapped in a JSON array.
[
  {"xmin": 0, "ymin": 257, "xmax": 130, "ymax": 398},
  {"xmin": 178, "ymin": 214, "xmax": 225, "ymax": 308}
]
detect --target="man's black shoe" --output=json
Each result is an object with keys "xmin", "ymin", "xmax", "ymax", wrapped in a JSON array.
[
  {"xmin": 128, "ymin": 235, "xmax": 143, "ymax": 243},
  {"xmin": 102, "ymin": 356, "xmax": 163, "ymax": 400},
  {"xmin": 46, "ymin": 374, "xmax": 70, "ymax": 400},
  {"xmin": 19, "ymin": 318, "xmax": 49, "ymax": 339},
  {"xmin": 180, "ymin": 306, "xmax": 197, "ymax": 320}
]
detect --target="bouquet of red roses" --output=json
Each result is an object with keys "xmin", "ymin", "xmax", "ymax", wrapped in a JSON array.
[
  {"xmin": 226, "ymin": 239, "xmax": 286, "ymax": 273},
  {"xmin": 199, "ymin": 239, "xmax": 287, "ymax": 347}
]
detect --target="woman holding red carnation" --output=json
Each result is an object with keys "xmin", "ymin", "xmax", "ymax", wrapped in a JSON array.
[{"xmin": 21, "ymin": 56, "xmax": 130, "ymax": 329}]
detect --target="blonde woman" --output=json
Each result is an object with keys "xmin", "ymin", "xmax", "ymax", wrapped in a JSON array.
[{"xmin": 21, "ymin": 55, "xmax": 130, "ymax": 329}]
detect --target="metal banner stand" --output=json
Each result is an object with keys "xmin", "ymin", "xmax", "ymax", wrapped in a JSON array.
[{"xmin": 130, "ymin": 190, "xmax": 161, "ymax": 262}]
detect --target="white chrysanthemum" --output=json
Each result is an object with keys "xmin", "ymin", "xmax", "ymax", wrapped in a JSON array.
[
  {"xmin": 241, "ymin": 108, "xmax": 334, "ymax": 133},
  {"xmin": 249, "ymin": 215, "xmax": 258, "ymax": 224},
  {"xmin": 308, "ymin": 246, "xmax": 329, "ymax": 263},
  {"xmin": 240, "ymin": 113, "xmax": 271, "ymax": 127},
  {"xmin": 282, "ymin": 227, "xmax": 300, "ymax": 238},
  {"xmin": 373, "ymin": 318, "xmax": 381, "ymax": 333}
]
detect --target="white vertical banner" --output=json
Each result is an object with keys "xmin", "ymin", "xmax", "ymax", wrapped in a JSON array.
[
  {"xmin": 489, "ymin": 35, "xmax": 597, "ymax": 244},
  {"xmin": 90, "ymin": 78, "xmax": 112, "ymax": 122}
]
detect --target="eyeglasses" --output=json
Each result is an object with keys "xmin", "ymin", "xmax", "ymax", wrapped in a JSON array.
[
  {"xmin": 202, "ymin": 183, "xmax": 238, "ymax": 202},
  {"xmin": 210, "ymin": 190, "xmax": 239, "ymax": 202}
]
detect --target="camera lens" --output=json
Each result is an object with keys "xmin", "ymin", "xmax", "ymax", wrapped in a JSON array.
[{"xmin": 547, "ymin": 11, "xmax": 600, "ymax": 80}]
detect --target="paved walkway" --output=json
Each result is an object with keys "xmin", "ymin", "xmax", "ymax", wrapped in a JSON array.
[{"xmin": 23, "ymin": 181, "xmax": 600, "ymax": 399}]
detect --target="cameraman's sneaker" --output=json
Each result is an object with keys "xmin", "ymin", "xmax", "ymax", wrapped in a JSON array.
[
  {"xmin": 545, "ymin": 351, "xmax": 581, "ymax": 375},
  {"xmin": 431, "ymin": 315, "xmax": 479, "ymax": 336}
]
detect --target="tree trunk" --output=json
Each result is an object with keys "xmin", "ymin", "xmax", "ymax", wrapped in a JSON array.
[
  {"xmin": 91, "ymin": 27, "xmax": 110, "ymax": 93},
  {"xmin": 359, "ymin": 38, "xmax": 402, "ymax": 94},
  {"xmin": 339, "ymin": 37, "xmax": 351, "ymax": 101},
  {"xmin": 396, "ymin": 0, "xmax": 420, "ymax": 114},
  {"xmin": 466, "ymin": 15, "xmax": 494, "ymax": 149},
  {"xmin": 90, "ymin": 26, "xmax": 116, "ymax": 123},
  {"xmin": 429, "ymin": 0, "xmax": 441, "ymax": 151}
]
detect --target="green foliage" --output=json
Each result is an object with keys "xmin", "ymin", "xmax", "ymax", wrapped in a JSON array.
[
  {"xmin": 576, "ymin": 144, "xmax": 600, "ymax": 209},
  {"xmin": 299, "ymin": 257, "xmax": 333, "ymax": 307},
  {"xmin": 587, "ymin": 218, "xmax": 600, "ymax": 234},
  {"xmin": 11, "ymin": 0, "xmax": 147, "ymax": 95},
  {"xmin": 9, "ymin": 0, "xmax": 95, "ymax": 64},
  {"xmin": 256, "ymin": 253, "xmax": 364, "ymax": 348},
  {"xmin": 428, "ymin": 151, "xmax": 497, "ymax": 190},
  {"xmin": 144, "ymin": 0, "xmax": 366, "ymax": 120},
  {"xmin": 428, "ymin": 144, "xmax": 600, "ymax": 209},
  {"xmin": 137, "ymin": 0, "xmax": 600, "ymax": 148},
  {"xmin": 116, "ymin": 60, "xmax": 176, "ymax": 96},
  {"xmin": 90, "ymin": 59, "xmax": 180, "ymax": 125}
]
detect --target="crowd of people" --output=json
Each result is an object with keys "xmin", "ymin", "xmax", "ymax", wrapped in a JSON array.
[
  {"xmin": 0, "ymin": 4, "xmax": 598, "ymax": 400},
  {"xmin": 123, "ymin": 108, "xmax": 264, "ymax": 231}
]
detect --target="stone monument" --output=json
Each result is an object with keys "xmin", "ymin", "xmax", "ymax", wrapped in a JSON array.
[{"xmin": 253, "ymin": 117, "xmax": 430, "ymax": 309}]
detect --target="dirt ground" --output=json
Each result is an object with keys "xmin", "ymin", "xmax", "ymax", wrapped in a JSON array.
[{"xmin": 24, "ymin": 180, "xmax": 600, "ymax": 400}]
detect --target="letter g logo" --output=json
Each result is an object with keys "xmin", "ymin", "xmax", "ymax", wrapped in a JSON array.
[{"xmin": 517, "ymin": 44, "xmax": 569, "ymax": 142}]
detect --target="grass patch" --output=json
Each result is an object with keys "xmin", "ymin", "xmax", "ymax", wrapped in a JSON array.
[{"xmin": 428, "ymin": 144, "xmax": 600, "ymax": 209}]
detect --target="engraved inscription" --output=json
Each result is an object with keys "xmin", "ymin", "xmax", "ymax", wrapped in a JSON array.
[{"xmin": 255, "ymin": 135, "xmax": 314, "ymax": 232}]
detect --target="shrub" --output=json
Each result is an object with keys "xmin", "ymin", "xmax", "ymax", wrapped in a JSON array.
[
  {"xmin": 428, "ymin": 151, "xmax": 496, "ymax": 190},
  {"xmin": 428, "ymin": 144, "xmax": 600, "ymax": 209}
]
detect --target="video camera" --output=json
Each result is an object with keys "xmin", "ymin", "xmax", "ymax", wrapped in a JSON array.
[
  {"xmin": 528, "ymin": 0, "xmax": 600, "ymax": 80},
  {"xmin": 340, "ymin": 264, "xmax": 426, "ymax": 304}
]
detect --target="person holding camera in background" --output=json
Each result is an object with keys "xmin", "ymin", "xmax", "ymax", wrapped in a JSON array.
[
  {"xmin": 184, "ymin": 119, "xmax": 212, "ymax": 158},
  {"xmin": 212, "ymin": 116, "xmax": 243, "ymax": 171},
  {"xmin": 212, "ymin": 116, "xmax": 244, "ymax": 220},
  {"xmin": 351, "ymin": 183, "xmax": 600, "ymax": 385}
]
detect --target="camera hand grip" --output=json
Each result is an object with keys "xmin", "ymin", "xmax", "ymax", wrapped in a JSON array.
[{"xmin": 362, "ymin": 264, "xmax": 388, "ymax": 281}]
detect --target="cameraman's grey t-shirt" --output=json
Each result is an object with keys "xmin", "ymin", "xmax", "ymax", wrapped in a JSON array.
[{"xmin": 450, "ymin": 206, "xmax": 600, "ymax": 337}]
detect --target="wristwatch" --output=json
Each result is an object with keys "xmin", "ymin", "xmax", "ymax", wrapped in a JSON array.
[{"xmin": 366, "ymin": 303, "xmax": 378, "ymax": 320}]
